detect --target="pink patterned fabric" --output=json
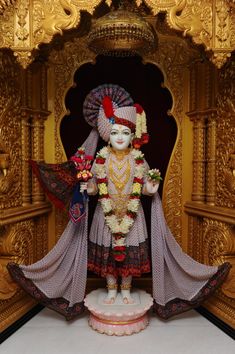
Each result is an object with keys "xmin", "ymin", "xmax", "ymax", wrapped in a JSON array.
[
  {"xmin": 82, "ymin": 128, "xmax": 99, "ymax": 157},
  {"xmin": 97, "ymin": 106, "xmax": 137, "ymax": 142},
  {"xmin": 20, "ymin": 214, "xmax": 88, "ymax": 306},
  {"xmin": 151, "ymin": 193, "xmax": 217, "ymax": 305}
]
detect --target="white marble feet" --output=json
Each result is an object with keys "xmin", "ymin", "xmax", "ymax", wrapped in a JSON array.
[
  {"xmin": 121, "ymin": 289, "xmax": 134, "ymax": 304},
  {"xmin": 84, "ymin": 288, "xmax": 153, "ymax": 336},
  {"xmin": 103, "ymin": 289, "xmax": 117, "ymax": 304}
]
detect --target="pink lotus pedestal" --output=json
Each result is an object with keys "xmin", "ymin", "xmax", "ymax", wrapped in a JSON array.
[{"xmin": 84, "ymin": 289, "xmax": 153, "ymax": 336}]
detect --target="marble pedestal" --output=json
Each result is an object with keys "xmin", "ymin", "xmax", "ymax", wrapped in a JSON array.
[{"xmin": 84, "ymin": 289, "xmax": 153, "ymax": 336}]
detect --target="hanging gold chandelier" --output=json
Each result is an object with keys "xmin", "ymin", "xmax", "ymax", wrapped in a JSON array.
[{"xmin": 88, "ymin": 6, "xmax": 157, "ymax": 57}]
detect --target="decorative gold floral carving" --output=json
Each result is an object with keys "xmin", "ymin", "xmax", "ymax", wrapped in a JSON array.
[
  {"xmin": 13, "ymin": 50, "xmax": 33, "ymax": 69},
  {"xmin": 145, "ymin": 0, "xmax": 235, "ymax": 68},
  {"xmin": 0, "ymin": 264, "xmax": 18, "ymax": 300},
  {"xmin": 0, "ymin": 215, "xmax": 48, "ymax": 301},
  {"xmin": 0, "ymin": 52, "xmax": 22, "ymax": 209},
  {"xmin": 15, "ymin": 0, "xmax": 30, "ymax": 43},
  {"xmin": 0, "ymin": 211, "xmax": 49, "ymax": 329},
  {"xmin": 167, "ymin": 0, "xmax": 204, "ymax": 37},
  {"xmin": 33, "ymin": 0, "xmax": 79, "ymax": 45},
  {"xmin": 204, "ymin": 290, "xmax": 235, "ymax": 327},
  {"xmin": 144, "ymin": 0, "xmax": 177, "ymax": 14},
  {"xmin": 0, "ymin": 292, "xmax": 36, "ymax": 332},
  {"xmin": 187, "ymin": 207, "xmax": 235, "ymax": 322},
  {"xmin": 145, "ymin": 35, "xmax": 199, "ymax": 244},
  {"xmin": 0, "ymin": 221, "xmax": 33, "ymax": 300},
  {"xmin": 0, "ymin": 0, "xmax": 16, "ymax": 15},
  {"xmin": 203, "ymin": 219, "xmax": 235, "ymax": 266},
  {"xmin": 216, "ymin": 0, "xmax": 229, "ymax": 45},
  {"xmin": 203, "ymin": 218, "xmax": 235, "ymax": 301},
  {"xmin": 31, "ymin": 112, "xmax": 48, "ymax": 204},
  {"xmin": 221, "ymin": 266, "xmax": 235, "ymax": 299},
  {"xmin": 0, "ymin": 1, "xmax": 234, "ymax": 68},
  {"xmin": 216, "ymin": 59, "xmax": 235, "ymax": 208},
  {"xmin": 191, "ymin": 116, "xmax": 206, "ymax": 203},
  {"xmin": 21, "ymin": 110, "xmax": 31, "ymax": 206},
  {"xmin": 206, "ymin": 114, "xmax": 216, "ymax": 205},
  {"xmin": 34, "ymin": 216, "xmax": 48, "ymax": 260},
  {"xmin": 223, "ymin": 154, "xmax": 235, "ymax": 198},
  {"xmin": 0, "ymin": 222, "xmax": 34, "ymax": 264},
  {"xmin": 188, "ymin": 215, "xmax": 204, "ymax": 262}
]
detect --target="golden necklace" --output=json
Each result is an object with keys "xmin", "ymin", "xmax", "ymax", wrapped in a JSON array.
[
  {"xmin": 110, "ymin": 147, "xmax": 130, "ymax": 161},
  {"xmin": 108, "ymin": 153, "xmax": 131, "ymax": 193}
]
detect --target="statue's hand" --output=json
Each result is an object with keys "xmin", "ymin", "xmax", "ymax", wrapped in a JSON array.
[
  {"xmin": 86, "ymin": 180, "xmax": 98, "ymax": 195},
  {"xmin": 145, "ymin": 180, "xmax": 159, "ymax": 195},
  {"xmin": 80, "ymin": 182, "xmax": 88, "ymax": 193}
]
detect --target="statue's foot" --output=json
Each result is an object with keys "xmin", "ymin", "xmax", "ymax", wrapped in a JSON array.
[
  {"xmin": 103, "ymin": 297, "xmax": 116, "ymax": 304},
  {"xmin": 121, "ymin": 290, "xmax": 134, "ymax": 304},
  {"xmin": 103, "ymin": 289, "xmax": 117, "ymax": 304}
]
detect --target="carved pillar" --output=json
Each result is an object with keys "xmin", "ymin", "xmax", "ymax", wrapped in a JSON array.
[
  {"xmin": 21, "ymin": 109, "xmax": 31, "ymax": 205},
  {"xmin": 206, "ymin": 113, "xmax": 217, "ymax": 205},
  {"xmin": 191, "ymin": 115, "xmax": 206, "ymax": 203},
  {"xmin": 28, "ymin": 61, "xmax": 50, "ymax": 204},
  {"xmin": 40, "ymin": 64, "xmax": 48, "ymax": 111},
  {"xmin": 31, "ymin": 112, "xmax": 46, "ymax": 204}
]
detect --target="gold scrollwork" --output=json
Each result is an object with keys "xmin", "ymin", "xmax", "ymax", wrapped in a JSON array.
[
  {"xmin": 0, "ymin": 222, "xmax": 34, "ymax": 265},
  {"xmin": 203, "ymin": 219, "xmax": 235, "ymax": 299},
  {"xmin": 216, "ymin": 60, "xmax": 235, "ymax": 208},
  {"xmin": 221, "ymin": 266, "xmax": 235, "ymax": 299},
  {"xmin": 0, "ymin": 221, "xmax": 34, "ymax": 300},
  {"xmin": 0, "ymin": 52, "xmax": 22, "ymax": 209},
  {"xmin": 0, "ymin": 1, "xmax": 234, "ymax": 68},
  {"xmin": 0, "ymin": 152, "xmax": 9, "ymax": 178},
  {"xmin": 33, "ymin": 0, "xmax": 80, "ymax": 45},
  {"xmin": 0, "ymin": 264, "xmax": 18, "ymax": 300},
  {"xmin": 145, "ymin": 35, "xmax": 199, "ymax": 244},
  {"xmin": 203, "ymin": 220, "xmax": 233, "ymax": 264},
  {"xmin": 0, "ymin": 0, "xmax": 16, "ymax": 15},
  {"xmin": 15, "ymin": 0, "xmax": 30, "ymax": 43},
  {"xmin": 167, "ymin": 0, "xmax": 204, "ymax": 37}
]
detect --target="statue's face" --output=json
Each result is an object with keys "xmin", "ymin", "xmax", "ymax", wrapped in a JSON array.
[{"xmin": 109, "ymin": 124, "xmax": 132, "ymax": 151}]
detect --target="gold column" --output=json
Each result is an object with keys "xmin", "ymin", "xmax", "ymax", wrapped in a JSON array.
[
  {"xmin": 31, "ymin": 112, "xmax": 46, "ymax": 204},
  {"xmin": 206, "ymin": 112, "xmax": 217, "ymax": 205},
  {"xmin": 21, "ymin": 109, "xmax": 31, "ymax": 206},
  {"xmin": 191, "ymin": 115, "xmax": 206, "ymax": 203}
]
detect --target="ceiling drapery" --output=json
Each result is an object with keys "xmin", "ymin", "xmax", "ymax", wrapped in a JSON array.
[{"xmin": 0, "ymin": 0, "xmax": 234, "ymax": 68}]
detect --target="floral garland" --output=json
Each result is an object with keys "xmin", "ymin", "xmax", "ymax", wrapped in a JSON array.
[{"xmin": 95, "ymin": 147, "xmax": 145, "ymax": 262}]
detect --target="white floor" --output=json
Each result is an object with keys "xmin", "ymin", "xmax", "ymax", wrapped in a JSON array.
[{"xmin": 1, "ymin": 308, "xmax": 234, "ymax": 354}]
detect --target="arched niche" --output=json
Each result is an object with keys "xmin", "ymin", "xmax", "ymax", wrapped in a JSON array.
[
  {"xmin": 48, "ymin": 30, "xmax": 197, "ymax": 246},
  {"xmin": 60, "ymin": 55, "xmax": 177, "ymax": 200},
  {"xmin": 59, "ymin": 55, "xmax": 177, "ymax": 240}
]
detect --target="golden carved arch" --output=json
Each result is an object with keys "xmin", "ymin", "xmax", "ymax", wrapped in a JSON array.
[{"xmin": 0, "ymin": 0, "xmax": 234, "ymax": 69}]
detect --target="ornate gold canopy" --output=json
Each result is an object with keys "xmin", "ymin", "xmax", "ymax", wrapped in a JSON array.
[
  {"xmin": 0, "ymin": 0, "xmax": 234, "ymax": 68},
  {"xmin": 88, "ymin": 8, "xmax": 157, "ymax": 56}
]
